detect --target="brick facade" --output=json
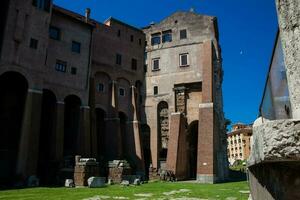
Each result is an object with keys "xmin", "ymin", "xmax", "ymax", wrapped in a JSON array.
[{"xmin": 0, "ymin": 0, "xmax": 228, "ymax": 186}]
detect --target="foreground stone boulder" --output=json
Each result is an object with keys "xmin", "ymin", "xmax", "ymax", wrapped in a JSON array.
[
  {"xmin": 248, "ymin": 119, "xmax": 300, "ymax": 200},
  {"xmin": 87, "ymin": 177, "xmax": 106, "ymax": 188}
]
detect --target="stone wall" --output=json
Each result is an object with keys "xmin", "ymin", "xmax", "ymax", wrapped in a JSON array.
[{"xmin": 275, "ymin": 0, "xmax": 300, "ymax": 118}]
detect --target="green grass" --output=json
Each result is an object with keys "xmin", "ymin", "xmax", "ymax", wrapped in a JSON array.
[{"xmin": 0, "ymin": 181, "xmax": 249, "ymax": 200}]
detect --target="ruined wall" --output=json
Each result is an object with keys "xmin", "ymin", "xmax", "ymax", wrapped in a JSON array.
[{"xmin": 275, "ymin": 0, "xmax": 300, "ymax": 118}]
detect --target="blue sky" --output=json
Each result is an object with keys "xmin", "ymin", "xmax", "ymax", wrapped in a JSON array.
[{"xmin": 54, "ymin": 0, "xmax": 279, "ymax": 126}]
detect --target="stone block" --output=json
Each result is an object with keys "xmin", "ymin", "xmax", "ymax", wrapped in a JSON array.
[
  {"xmin": 248, "ymin": 119, "xmax": 300, "ymax": 166},
  {"xmin": 133, "ymin": 178, "xmax": 141, "ymax": 185},
  {"xmin": 87, "ymin": 177, "xmax": 105, "ymax": 188},
  {"xmin": 65, "ymin": 179, "xmax": 75, "ymax": 187},
  {"xmin": 120, "ymin": 180, "xmax": 129, "ymax": 186}
]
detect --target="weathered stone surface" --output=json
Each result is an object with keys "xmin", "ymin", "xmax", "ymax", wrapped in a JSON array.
[
  {"xmin": 248, "ymin": 119, "xmax": 300, "ymax": 166},
  {"xmin": 65, "ymin": 179, "xmax": 75, "ymax": 187},
  {"xmin": 276, "ymin": 0, "xmax": 300, "ymax": 118},
  {"xmin": 87, "ymin": 177, "xmax": 105, "ymax": 188}
]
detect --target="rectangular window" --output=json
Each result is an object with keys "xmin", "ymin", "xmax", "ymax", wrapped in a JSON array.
[
  {"xmin": 119, "ymin": 88, "xmax": 125, "ymax": 96},
  {"xmin": 130, "ymin": 35, "xmax": 134, "ymax": 42},
  {"xmin": 97, "ymin": 83, "xmax": 104, "ymax": 92},
  {"xmin": 162, "ymin": 30, "xmax": 172, "ymax": 43},
  {"xmin": 139, "ymin": 39, "xmax": 142, "ymax": 46},
  {"xmin": 55, "ymin": 60, "xmax": 67, "ymax": 72},
  {"xmin": 144, "ymin": 64, "xmax": 148, "ymax": 73},
  {"xmin": 151, "ymin": 33, "xmax": 161, "ymax": 45},
  {"xmin": 49, "ymin": 26, "xmax": 60, "ymax": 40},
  {"xmin": 71, "ymin": 67, "xmax": 77, "ymax": 75},
  {"xmin": 32, "ymin": 0, "xmax": 50, "ymax": 12},
  {"xmin": 116, "ymin": 54, "xmax": 122, "ymax": 65},
  {"xmin": 154, "ymin": 86, "xmax": 158, "ymax": 95},
  {"xmin": 30, "ymin": 38, "xmax": 38, "ymax": 49},
  {"xmin": 72, "ymin": 41, "xmax": 81, "ymax": 53},
  {"xmin": 180, "ymin": 53, "xmax": 189, "ymax": 67},
  {"xmin": 131, "ymin": 58, "xmax": 137, "ymax": 70},
  {"xmin": 180, "ymin": 29, "xmax": 187, "ymax": 39},
  {"xmin": 152, "ymin": 58, "xmax": 160, "ymax": 71},
  {"xmin": 117, "ymin": 30, "xmax": 121, "ymax": 37}
]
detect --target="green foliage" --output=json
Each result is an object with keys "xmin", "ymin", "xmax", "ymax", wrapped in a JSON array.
[
  {"xmin": 0, "ymin": 181, "xmax": 249, "ymax": 200},
  {"xmin": 230, "ymin": 160, "xmax": 247, "ymax": 172}
]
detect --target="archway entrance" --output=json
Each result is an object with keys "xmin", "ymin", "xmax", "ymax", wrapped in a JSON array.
[
  {"xmin": 63, "ymin": 95, "xmax": 81, "ymax": 168},
  {"xmin": 37, "ymin": 89, "xmax": 57, "ymax": 185},
  {"xmin": 95, "ymin": 108, "xmax": 106, "ymax": 160},
  {"xmin": 141, "ymin": 124, "xmax": 151, "ymax": 180},
  {"xmin": 157, "ymin": 101, "xmax": 169, "ymax": 169},
  {"xmin": 119, "ymin": 112, "xmax": 128, "ymax": 159},
  {"xmin": 187, "ymin": 121, "xmax": 199, "ymax": 179},
  {"xmin": 0, "ymin": 72, "xmax": 28, "ymax": 186}
]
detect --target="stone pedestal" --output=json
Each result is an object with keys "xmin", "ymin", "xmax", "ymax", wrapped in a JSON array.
[
  {"xmin": 248, "ymin": 119, "xmax": 300, "ymax": 200},
  {"xmin": 108, "ymin": 160, "xmax": 131, "ymax": 183},
  {"xmin": 73, "ymin": 156, "xmax": 99, "ymax": 187}
]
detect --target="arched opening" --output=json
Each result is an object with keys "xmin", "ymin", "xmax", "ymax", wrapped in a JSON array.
[
  {"xmin": 119, "ymin": 112, "xmax": 128, "ymax": 159},
  {"xmin": 157, "ymin": 101, "xmax": 169, "ymax": 168},
  {"xmin": 37, "ymin": 89, "xmax": 57, "ymax": 185},
  {"xmin": 63, "ymin": 95, "xmax": 81, "ymax": 168},
  {"xmin": 95, "ymin": 108, "xmax": 106, "ymax": 160},
  {"xmin": 0, "ymin": 72, "xmax": 28, "ymax": 186},
  {"xmin": 141, "ymin": 124, "xmax": 151, "ymax": 180},
  {"xmin": 187, "ymin": 120, "xmax": 199, "ymax": 179}
]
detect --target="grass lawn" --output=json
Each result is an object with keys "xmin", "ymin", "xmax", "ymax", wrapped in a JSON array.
[{"xmin": 0, "ymin": 181, "xmax": 249, "ymax": 200}]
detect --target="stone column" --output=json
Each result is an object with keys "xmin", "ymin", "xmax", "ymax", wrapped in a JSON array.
[
  {"xmin": 53, "ymin": 101, "xmax": 64, "ymax": 162},
  {"xmin": 16, "ymin": 89, "xmax": 43, "ymax": 178},
  {"xmin": 79, "ymin": 106, "xmax": 91, "ymax": 157},
  {"xmin": 128, "ymin": 86, "xmax": 145, "ymax": 175},
  {"xmin": 275, "ymin": 0, "xmax": 300, "ymax": 119},
  {"xmin": 105, "ymin": 81, "xmax": 122, "ymax": 160}
]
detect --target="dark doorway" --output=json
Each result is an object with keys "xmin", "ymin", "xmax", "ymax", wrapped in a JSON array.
[
  {"xmin": 0, "ymin": 72, "xmax": 28, "ymax": 187},
  {"xmin": 95, "ymin": 108, "xmax": 106, "ymax": 160},
  {"xmin": 187, "ymin": 121, "xmax": 199, "ymax": 179},
  {"xmin": 63, "ymin": 95, "xmax": 81, "ymax": 168},
  {"xmin": 141, "ymin": 124, "xmax": 151, "ymax": 180},
  {"xmin": 119, "ymin": 112, "xmax": 128, "ymax": 159},
  {"xmin": 37, "ymin": 89, "xmax": 56, "ymax": 185}
]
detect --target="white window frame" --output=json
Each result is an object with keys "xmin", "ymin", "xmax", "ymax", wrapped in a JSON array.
[
  {"xmin": 179, "ymin": 53, "xmax": 189, "ymax": 67},
  {"xmin": 152, "ymin": 58, "xmax": 160, "ymax": 71}
]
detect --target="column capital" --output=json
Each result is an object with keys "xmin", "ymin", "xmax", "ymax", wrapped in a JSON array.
[
  {"xmin": 57, "ymin": 101, "xmax": 65, "ymax": 105},
  {"xmin": 28, "ymin": 88, "xmax": 43, "ymax": 94},
  {"xmin": 80, "ymin": 105, "xmax": 90, "ymax": 109}
]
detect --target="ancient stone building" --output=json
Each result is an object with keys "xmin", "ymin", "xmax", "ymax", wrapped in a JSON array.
[
  {"xmin": 89, "ymin": 17, "xmax": 146, "ymax": 176},
  {"xmin": 142, "ymin": 12, "xmax": 228, "ymax": 183},
  {"xmin": 227, "ymin": 123, "xmax": 252, "ymax": 165},
  {"xmin": 0, "ymin": 0, "xmax": 93, "ymax": 186},
  {"xmin": 248, "ymin": 1, "xmax": 300, "ymax": 198},
  {"xmin": 0, "ymin": 0, "xmax": 228, "ymax": 187}
]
